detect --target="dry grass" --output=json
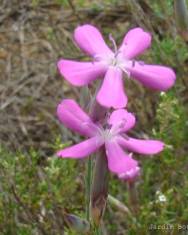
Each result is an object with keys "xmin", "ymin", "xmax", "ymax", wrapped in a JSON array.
[{"xmin": 0, "ymin": 0, "xmax": 187, "ymax": 155}]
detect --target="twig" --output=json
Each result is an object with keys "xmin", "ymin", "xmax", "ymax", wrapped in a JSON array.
[
  {"xmin": 67, "ymin": 0, "xmax": 82, "ymax": 22},
  {"xmin": 11, "ymin": 185, "xmax": 48, "ymax": 235}
]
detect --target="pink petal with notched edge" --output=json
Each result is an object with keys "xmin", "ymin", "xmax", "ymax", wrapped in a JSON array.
[
  {"xmin": 118, "ymin": 136, "xmax": 164, "ymax": 155},
  {"xmin": 128, "ymin": 62, "xmax": 176, "ymax": 91},
  {"xmin": 118, "ymin": 164, "xmax": 140, "ymax": 181},
  {"xmin": 57, "ymin": 99, "xmax": 98, "ymax": 137},
  {"xmin": 57, "ymin": 59, "xmax": 107, "ymax": 86},
  {"xmin": 119, "ymin": 27, "xmax": 151, "ymax": 59},
  {"xmin": 97, "ymin": 67, "xmax": 127, "ymax": 109},
  {"xmin": 105, "ymin": 140, "xmax": 139, "ymax": 177},
  {"xmin": 108, "ymin": 109, "xmax": 136, "ymax": 133},
  {"xmin": 74, "ymin": 24, "xmax": 113, "ymax": 57},
  {"xmin": 57, "ymin": 136, "xmax": 104, "ymax": 158}
]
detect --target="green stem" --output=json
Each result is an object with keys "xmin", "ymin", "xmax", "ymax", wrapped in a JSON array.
[
  {"xmin": 94, "ymin": 225, "xmax": 102, "ymax": 235},
  {"xmin": 84, "ymin": 81, "xmax": 108, "ymax": 231},
  {"xmin": 90, "ymin": 151, "xmax": 108, "ymax": 233},
  {"xmin": 86, "ymin": 157, "xmax": 92, "ymax": 221},
  {"xmin": 127, "ymin": 181, "xmax": 139, "ymax": 215}
]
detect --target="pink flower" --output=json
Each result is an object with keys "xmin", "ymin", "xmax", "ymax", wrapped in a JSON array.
[
  {"xmin": 57, "ymin": 25, "xmax": 176, "ymax": 109},
  {"xmin": 56, "ymin": 99, "xmax": 164, "ymax": 180}
]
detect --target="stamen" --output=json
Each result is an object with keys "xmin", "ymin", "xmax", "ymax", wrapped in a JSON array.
[
  {"xmin": 114, "ymin": 49, "xmax": 121, "ymax": 58},
  {"xmin": 109, "ymin": 34, "xmax": 118, "ymax": 54},
  {"xmin": 99, "ymin": 129, "xmax": 112, "ymax": 141},
  {"xmin": 104, "ymin": 111, "xmax": 111, "ymax": 125},
  {"xmin": 120, "ymin": 66, "xmax": 131, "ymax": 78},
  {"xmin": 110, "ymin": 119, "xmax": 127, "ymax": 135}
]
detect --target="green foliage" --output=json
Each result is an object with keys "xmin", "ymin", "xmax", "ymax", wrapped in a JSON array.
[
  {"xmin": 107, "ymin": 87, "xmax": 188, "ymax": 234},
  {"xmin": 0, "ymin": 146, "xmax": 85, "ymax": 234},
  {"xmin": 152, "ymin": 36, "xmax": 188, "ymax": 65},
  {"xmin": 31, "ymin": 0, "xmax": 40, "ymax": 7},
  {"xmin": 56, "ymin": 0, "xmax": 69, "ymax": 7}
]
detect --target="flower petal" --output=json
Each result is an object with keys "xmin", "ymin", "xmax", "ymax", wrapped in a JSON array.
[
  {"xmin": 57, "ymin": 137, "xmax": 104, "ymax": 158},
  {"xmin": 108, "ymin": 109, "xmax": 136, "ymax": 132},
  {"xmin": 128, "ymin": 62, "xmax": 176, "ymax": 91},
  {"xmin": 118, "ymin": 136, "xmax": 164, "ymax": 155},
  {"xmin": 119, "ymin": 27, "xmax": 151, "ymax": 59},
  {"xmin": 105, "ymin": 140, "xmax": 139, "ymax": 177},
  {"xmin": 57, "ymin": 99, "xmax": 98, "ymax": 137},
  {"xmin": 74, "ymin": 24, "xmax": 113, "ymax": 57},
  {"xmin": 57, "ymin": 59, "xmax": 107, "ymax": 86},
  {"xmin": 118, "ymin": 163, "xmax": 140, "ymax": 181},
  {"xmin": 97, "ymin": 67, "xmax": 127, "ymax": 109},
  {"xmin": 129, "ymin": 62, "xmax": 176, "ymax": 91}
]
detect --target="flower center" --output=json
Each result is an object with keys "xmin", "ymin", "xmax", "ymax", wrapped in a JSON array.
[
  {"xmin": 99, "ymin": 128, "xmax": 114, "ymax": 142},
  {"xmin": 94, "ymin": 34, "xmax": 138, "ymax": 77},
  {"xmin": 98, "ymin": 118, "xmax": 127, "ymax": 142},
  {"xmin": 108, "ymin": 55, "xmax": 124, "ymax": 67},
  {"xmin": 81, "ymin": 121, "xmax": 117, "ymax": 141}
]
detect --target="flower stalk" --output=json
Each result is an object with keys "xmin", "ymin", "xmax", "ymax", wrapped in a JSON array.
[
  {"xmin": 174, "ymin": 0, "xmax": 188, "ymax": 42},
  {"xmin": 86, "ymin": 157, "xmax": 93, "ymax": 221},
  {"xmin": 127, "ymin": 181, "xmax": 139, "ymax": 215},
  {"xmin": 91, "ymin": 149, "xmax": 108, "ymax": 226},
  {"xmin": 89, "ymin": 98, "xmax": 109, "ymax": 227}
]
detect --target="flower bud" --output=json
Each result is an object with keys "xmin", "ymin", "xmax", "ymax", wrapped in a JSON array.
[{"xmin": 64, "ymin": 213, "xmax": 90, "ymax": 233}]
